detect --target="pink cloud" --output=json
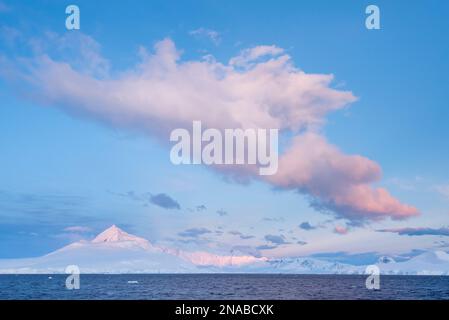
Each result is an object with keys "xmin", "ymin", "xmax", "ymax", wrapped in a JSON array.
[
  {"xmin": 1, "ymin": 33, "xmax": 419, "ymax": 223},
  {"xmin": 266, "ymin": 133, "xmax": 419, "ymax": 221},
  {"xmin": 189, "ymin": 28, "xmax": 221, "ymax": 45},
  {"xmin": 6, "ymin": 35, "xmax": 355, "ymax": 135},
  {"xmin": 334, "ymin": 225, "xmax": 348, "ymax": 235}
]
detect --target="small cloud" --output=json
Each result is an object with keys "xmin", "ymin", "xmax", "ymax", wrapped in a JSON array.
[
  {"xmin": 0, "ymin": 1, "xmax": 11, "ymax": 13},
  {"xmin": 217, "ymin": 209, "xmax": 227, "ymax": 216},
  {"xmin": 108, "ymin": 190, "xmax": 142, "ymax": 201},
  {"xmin": 334, "ymin": 225, "xmax": 348, "ymax": 235},
  {"xmin": 189, "ymin": 28, "xmax": 221, "ymax": 45},
  {"xmin": 229, "ymin": 45, "xmax": 284, "ymax": 68},
  {"xmin": 256, "ymin": 244, "xmax": 278, "ymax": 250},
  {"xmin": 231, "ymin": 245, "xmax": 262, "ymax": 258},
  {"xmin": 387, "ymin": 177, "xmax": 418, "ymax": 191},
  {"xmin": 52, "ymin": 232, "xmax": 87, "ymax": 242},
  {"xmin": 377, "ymin": 227, "xmax": 449, "ymax": 237},
  {"xmin": 228, "ymin": 230, "xmax": 255, "ymax": 240},
  {"xmin": 111, "ymin": 190, "xmax": 181, "ymax": 210},
  {"xmin": 297, "ymin": 240, "xmax": 307, "ymax": 245},
  {"xmin": 63, "ymin": 226, "xmax": 92, "ymax": 233},
  {"xmin": 0, "ymin": 25, "xmax": 20, "ymax": 47},
  {"xmin": 178, "ymin": 227, "xmax": 212, "ymax": 238},
  {"xmin": 196, "ymin": 205, "xmax": 207, "ymax": 212},
  {"xmin": 124, "ymin": 191, "xmax": 142, "ymax": 201},
  {"xmin": 262, "ymin": 217, "xmax": 284, "ymax": 222},
  {"xmin": 299, "ymin": 221, "xmax": 316, "ymax": 231},
  {"xmin": 264, "ymin": 234, "xmax": 289, "ymax": 245},
  {"xmin": 150, "ymin": 193, "xmax": 181, "ymax": 210},
  {"xmin": 18, "ymin": 231, "xmax": 39, "ymax": 237},
  {"xmin": 434, "ymin": 185, "xmax": 449, "ymax": 199}
]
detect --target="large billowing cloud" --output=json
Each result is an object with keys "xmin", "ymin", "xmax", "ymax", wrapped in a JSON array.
[
  {"xmin": 13, "ymin": 36, "xmax": 354, "ymax": 134},
  {"xmin": 2, "ymin": 32, "xmax": 419, "ymax": 223}
]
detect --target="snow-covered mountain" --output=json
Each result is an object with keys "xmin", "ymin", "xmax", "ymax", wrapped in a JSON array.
[
  {"xmin": 0, "ymin": 226, "xmax": 264, "ymax": 274},
  {"xmin": 0, "ymin": 225, "xmax": 448, "ymax": 275},
  {"xmin": 0, "ymin": 225, "xmax": 196, "ymax": 274},
  {"xmin": 376, "ymin": 251, "xmax": 449, "ymax": 275}
]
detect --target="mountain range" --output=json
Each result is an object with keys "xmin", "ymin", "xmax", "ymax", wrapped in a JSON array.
[{"xmin": 0, "ymin": 225, "xmax": 448, "ymax": 275}]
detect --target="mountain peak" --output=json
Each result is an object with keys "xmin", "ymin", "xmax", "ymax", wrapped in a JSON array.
[{"xmin": 92, "ymin": 225, "xmax": 145, "ymax": 244}]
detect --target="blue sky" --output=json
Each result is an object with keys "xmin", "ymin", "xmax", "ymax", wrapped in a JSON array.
[{"xmin": 1, "ymin": 0, "xmax": 449, "ymax": 262}]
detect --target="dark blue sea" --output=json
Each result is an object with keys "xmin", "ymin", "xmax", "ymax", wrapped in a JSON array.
[{"xmin": 0, "ymin": 274, "xmax": 448, "ymax": 300}]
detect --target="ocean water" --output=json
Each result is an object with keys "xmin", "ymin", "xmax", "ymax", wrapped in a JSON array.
[{"xmin": 0, "ymin": 274, "xmax": 448, "ymax": 300}]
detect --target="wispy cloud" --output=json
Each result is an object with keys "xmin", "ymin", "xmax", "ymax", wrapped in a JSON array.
[
  {"xmin": 195, "ymin": 204, "xmax": 207, "ymax": 212},
  {"xmin": 0, "ymin": 190, "xmax": 94, "ymax": 226},
  {"xmin": 229, "ymin": 45, "xmax": 284, "ymax": 68},
  {"xmin": 111, "ymin": 190, "xmax": 181, "ymax": 210},
  {"xmin": 0, "ymin": 1, "xmax": 10, "ymax": 13},
  {"xmin": 228, "ymin": 230, "xmax": 254, "ymax": 240},
  {"xmin": 386, "ymin": 177, "xmax": 422, "ymax": 191},
  {"xmin": 63, "ymin": 226, "xmax": 92, "ymax": 233},
  {"xmin": 377, "ymin": 227, "xmax": 449, "ymax": 237},
  {"xmin": 434, "ymin": 185, "xmax": 449, "ymax": 199},
  {"xmin": 189, "ymin": 28, "xmax": 220, "ymax": 45},
  {"xmin": 216, "ymin": 209, "xmax": 227, "ymax": 216},
  {"xmin": 256, "ymin": 244, "xmax": 278, "ymax": 250},
  {"xmin": 262, "ymin": 217, "xmax": 284, "ymax": 222}
]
